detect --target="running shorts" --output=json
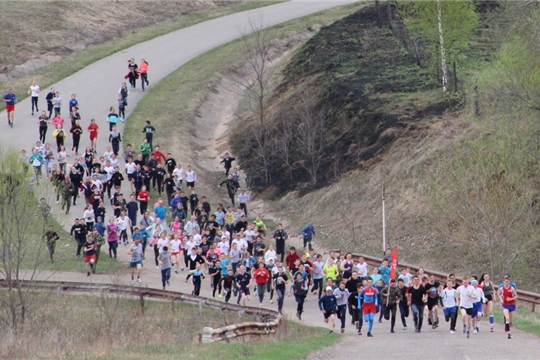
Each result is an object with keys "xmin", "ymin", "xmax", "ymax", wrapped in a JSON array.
[
  {"xmin": 84, "ymin": 254, "xmax": 96, "ymax": 263},
  {"xmin": 502, "ymin": 304, "xmax": 516, "ymax": 312},
  {"xmin": 239, "ymin": 286, "xmax": 250, "ymax": 296},
  {"xmin": 130, "ymin": 260, "xmax": 142, "ymax": 268},
  {"xmin": 485, "ymin": 294, "xmax": 493, "ymax": 302},
  {"xmin": 427, "ymin": 297, "xmax": 439, "ymax": 310},
  {"xmin": 443, "ymin": 306, "xmax": 457, "ymax": 317},
  {"xmin": 6, "ymin": 104, "xmax": 14, "ymax": 112},
  {"xmin": 460, "ymin": 306, "xmax": 473, "ymax": 316},
  {"xmin": 362, "ymin": 302, "xmax": 376, "ymax": 315},
  {"xmin": 171, "ymin": 251, "xmax": 180, "ymax": 256},
  {"xmin": 471, "ymin": 302, "xmax": 483, "ymax": 318},
  {"xmin": 324, "ymin": 310, "xmax": 336, "ymax": 319}
]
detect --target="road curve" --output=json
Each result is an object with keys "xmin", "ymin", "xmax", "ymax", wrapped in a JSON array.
[{"xmin": 2, "ymin": 1, "xmax": 540, "ymax": 359}]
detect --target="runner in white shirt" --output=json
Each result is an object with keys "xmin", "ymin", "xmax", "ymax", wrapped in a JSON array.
[
  {"xmin": 398, "ymin": 267, "xmax": 413, "ymax": 287},
  {"xmin": 265, "ymin": 244, "xmax": 277, "ymax": 263},
  {"xmin": 169, "ymin": 236, "xmax": 183, "ymax": 273},
  {"xmin": 172, "ymin": 164, "xmax": 184, "ymax": 183},
  {"xmin": 217, "ymin": 236, "xmax": 230, "ymax": 256},
  {"xmin": 232, "ymin": 234, "xmax": 248, "ymax": 252},
  {"xmin": 184, "ymin": 236, "xmax": 198, "ymax": 254},
  {"xmin": 456, "ymin": 278, "xmax": 478, "ymax": 338},
  {"xmin": 441, "ymin": 279, "xmax": 458, "ymax": 333},
  {"xmin": 471, "ymin": 279, "xmax": 485, "ymax": 334},
  {"xmin": 116, "ymin": 215, "xmax": 131, "ymax": 246},
  {"xmin": 103, "ymin": 147, "xmax": 114, "ymax": 161},
  {"xmin": 185, "ymin": 165, "xmax": 197, "ymax": 187},
  {"xmin": 356, "ymin": 257, "xmax": 368, "ymax": 277},
  {"xmin": 110, "ymin": 154, "xmax": 120, "ymax": 168},
  {"xmin": 157, "ymin": 233, "xmax": 169, "ymax": 254}
]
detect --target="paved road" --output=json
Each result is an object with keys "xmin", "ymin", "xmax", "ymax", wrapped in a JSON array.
[{"xmin": 2, "ymin": 1, "xmax": 540, "ymax": 358}]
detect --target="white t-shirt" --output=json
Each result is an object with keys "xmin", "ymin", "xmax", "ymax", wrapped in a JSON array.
[
  {"xmin": 172, "ymin": 167, "xmax": 184, "ymax": 179},
  {"xmin": 232, "ymin": 238, "xmax": 248, "ymax": 252},
  {"xmin": 170, "ymin": 239, "xmax": 182, "ymax": 253},
  {"xmin": 157, "ymin": 238, "xmax": 169, "ymax": 253},
  {"xmin": 104, "ymin": 166, "xmax": 115, "ymax": 180},
  {"xmin": 185, "ymin": 170, "xmax": 197, "ymax": 182},
  {"xmin": 30, "ymin": 85, "xmax": 40, "ymax": 97},
  {"xmin": 456, "ymin": 285, "xmax": 476, "ymax": 309},
  {"xmin": 125, "ymin": 162, "xmax": 136, "ymax": 175},
  {"xmin": 356, "ymin": 262, "xmax": 368, "ymax": 277},
  {"xmin": 440, "ymin": 288, "xmax": 457, "ymax": 308},
  {"xmin": 184, "ymin": 240, "xmax": 198, "ymax": 253},
  {"xmin": 110, "ymin": 157, "xmax": 119, "ymax": 168},
  {"xmin": 84, "ymin": 209, "xmax": 95, "ymax": 223},
  {"xmin": 217, "ymin": 241, "xmax": 230, "ymax": 255},
  {"xmin": 116, "ymin": 217, "xmax": 130, "ymax": 231},
  {"xmin": 103, "ymin": 151, "xmax": 114, "ymax": 161},
  {"xmin": 398, "ymin": 273, "xmax": 413, "ymax": 287},
  {"xmin": 265, "ymin": 249, "xmax": 276, "ymax": 263}
]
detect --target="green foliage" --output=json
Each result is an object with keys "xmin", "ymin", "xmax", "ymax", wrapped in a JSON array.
[{"xmin": 399, "ymin": 0, "xmax": 479, "ymax": 66}]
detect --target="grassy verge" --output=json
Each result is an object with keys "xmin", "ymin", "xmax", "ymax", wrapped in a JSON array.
[
  {"xmin": 493, "ymin": 305, "xmax": 540, "ymax": 336},
  {"xmin": 3, "ymin": 1, "xmax": 285, "ymax": 100},
  {"xmin": 93, "ymin": 320, "xmax": 339, "ymax": 360}
]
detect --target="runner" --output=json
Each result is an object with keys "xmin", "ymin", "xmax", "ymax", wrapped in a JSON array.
[
  {"xmin": 440, "ymin": 279, "xmax": 458, "ymax": 333},
  {"xmin": 92, "ymin": 229, "xmax": 105, "ymax": 272},
  {"xmin": 319, "ymin": 286, "xmax": 338, "ymax": 333},
  {"xmin": 425, "ymin": 274, "xmax": 441, "ymax": 329},
  {"xmin": 140, "ymin": 59, "xmax": 149, "ymax": 91},
  {"xmin": 456, "ymin": 277, "xmax": 477, "ymax": 338},
  {"xmin": 83, "ymin": 234, "xmax": 97, "ymax": 276},
  {"xmin": 158, "ymin": 245, "xmax": 172, "ymax": 290},
  {"xmin": 397, "ymin": 278, "xmax": 409, "ymax": 329},
  {"xmin": 209, "ymin": 259, "xmax": 222, "ymax": 299},
  {"xmin": 407, "ymin": 275, "xmax": 427, "ymax": 333},
  {"xmin": 498, "ymin": 275, "xmax": 518, "ymax": 339},
  {"xmin": 480, "ymin": 273, "xmax": 496, "ymax": 332},
  {"xmin": 29, "ymin": 80, "xmax": 40, "ymax": 115},
  {"xmin": 334, "ymin": 281, "xmax": 350, "ymax": 333},
  {"xmin": 301, "ymin": 222, "xmax": 315, "ymax": 251},
  {"xmin": 253, "ymin": 262, "xmax": 270, "ymax": 306},
  {"xmin": 3, "ymin": 89, "xmax": 17, "ymax": 127},
  {"xmin": 273, "ymin": 223, "xmax": 288, "ymax": 263},
  {"xmin": 127, "ymin": 58, "xmax": 139, "ymax": 89},
  {"xmin": 70, "ymin": 119, "xmax": 83, "ymax": 155},
  {"xmin": 186, "ymin": 262, "xmax": 205, "ymax": 296},
  {"xmin": 220, "ymin": 269, "xmax": 235, "ymax": 303},
  {"xmin": 290, "ymin": 272, "xmax": 308, "ymax": 320},
  {"xmin": 380, "ymin": 279, "xmax": 402, "ymax": 333},
  {"xmin": 235, "ymin": 264, "xmax": 251, "ymax": 306},
  {"xmin": 128, "ymin": 237, "xmax": 143, "ymax": 284},
  {"xmin": 359, "ymin": 278, "xmax": 379, "ymax": 337},
  {"xmin": 471, "ymin": 279, "xmax": 485, "ymax": 334},
  {"xmin": 272, "ymin": 265, "xmax": 288, "ymax": 314},
  {"xmin": 348, "ymin": 282, "xmax": 364, "ymax": 334},
  {"xmin": 44, "ymin": 225, "xmax": 59, "ymax": 263},
  {"xmin": 87, "ymin": 119, "xmax": 99, "ymax": 152},
  {"xmin": 106, "ymin": 216, "xmax": 119, "ymax": 259}
]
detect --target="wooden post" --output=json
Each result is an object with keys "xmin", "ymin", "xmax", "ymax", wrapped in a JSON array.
[{"xmin": 139, "ymin": 293, "xmax": 145, "ymax": 316}]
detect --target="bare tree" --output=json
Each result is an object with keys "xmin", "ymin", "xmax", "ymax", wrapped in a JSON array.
[
  {"xmin": 295, "ymin": 92, "xmax": 328, "ymax": 185},
  {"xmin": 228, "ymin": 16, "xmax": 278, "ymax": 184},
  {"xmin": 275, "ymin": 115, "xmax": 295, "ymax": 180},
  {"xmin": 0, "ymin": 151, "xmax": 50, "ymax": 334}
]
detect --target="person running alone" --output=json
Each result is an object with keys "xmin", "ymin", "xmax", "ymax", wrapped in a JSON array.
[
  {"xmin": 83, "ymin": 234, "xmax": 97, "ymax": 276},
  {"xmin": 186, "ymin": 262, "xmax": 206, "ymax": 296},
  {"xmin": 44, "ymin": 225, "xmax": 59, "ymax": 263},
  {"xmin": 359, "ymin": 278, "xmax": 379, "ymax": 337}
]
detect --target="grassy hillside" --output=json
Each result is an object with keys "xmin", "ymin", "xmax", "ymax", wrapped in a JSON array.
[{"xmin": 231, "ymin": 2, "xmax": 540, "ymax": 289}]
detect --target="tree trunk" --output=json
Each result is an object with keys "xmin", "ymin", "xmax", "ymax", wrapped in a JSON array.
[{"xmin": 437, "ymin": 0, "xmax": 449, "ymax": 92}]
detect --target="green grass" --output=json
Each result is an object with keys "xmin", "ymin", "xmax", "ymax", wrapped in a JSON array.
[
  {"xmin": 2, "ymin": 1, "xmax": 285, "ymax": 102},
  {"xmin": 91, "ymin": 320, "xmax": 339, "ymax": 360},
  {"xmin": 493, "ymin": 305, "xmax": 540, "ymax": 336}
]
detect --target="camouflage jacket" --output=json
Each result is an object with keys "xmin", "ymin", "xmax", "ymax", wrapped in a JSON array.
[{"xmin": 61, "ymin": 181, "xmax": 76, "ymax": 198}]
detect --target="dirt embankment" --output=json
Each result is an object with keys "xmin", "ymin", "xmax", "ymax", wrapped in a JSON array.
[{"xmin": 0, "ymin": 0, "xmax": 239, "ymax": 80}]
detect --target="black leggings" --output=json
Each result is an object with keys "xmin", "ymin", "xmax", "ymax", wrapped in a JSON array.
[
  {"xmin": 154, "ymin": 245, "xmax": 159, "ymax": 267},
  {"xmin": 56, "ymin": 138, "xmax": 64, "ymax": 152},
  {"xmin": 311, "ymin": 278, "xmax": 323, "ymax": 299},
  {"xmin": 212, "ymin": 274, "xmax": 222, "ymax": 297},
  {"xmin": 399, "ymin": 302, "xmax": 409, "ymax": 327},
  {"xmin": 141, "ymin": 73, "xmax": 149, "ymax": 90},
  {"xmin": 32, "ymin": 97, "xmax": 38, "ymax": 113},
  {"xmin": 47, "ymin": 103, "xmax": 53, "ymax": 118},
  {"xmin": 119, "ymin": 107, "xmax": 125, "ymax": 119},
  {"xmin": 39, "ymin": 126, "xmax": 47, "ymax": 143},
  {"xmin": 139, "ymin": 201, "xmax": 148, "ymax": 215},
  {"xmin": 108, "ymin": 241, "xmax": 118, "ymax": 259},
  {"xmin": 120, "ymin": 229, "xmax": 128, "ymax": 244},
  {"xmin": 73, "ymin": 137, "xmax": 80, "ymax": 153}
]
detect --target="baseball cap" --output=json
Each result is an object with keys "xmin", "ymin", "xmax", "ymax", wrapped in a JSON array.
[
  {"xmin": 503, "ymin": 275, "xmax": 510, "ymax": 279},
  {"xmin": 471, "ymin": 280, "xmax": 478, "ymax": 285},
  {"xmin": 326, "ymin": 286, "xmax": 332, "ymax": 291}
]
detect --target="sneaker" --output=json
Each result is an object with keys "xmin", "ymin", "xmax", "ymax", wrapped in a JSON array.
[
  {"xmin": 181, "ymin": 267, "xmax": 185, "ymax": 271},
  {"xmin": 92, "ymin": 268, "xmax": 95, "ymax": 274},
  {"xmin": 166, "ymin": 280, "xmax": 170, "ymax": 286},
  {"xmin": 87, "ymin": 272, "xmax": 90, "ymax": 277},
  {"xmin": 508, "ymin": 333, "xmax": 512, "ymax": 339},
  {"xmin": 218, "ymin": 294, "xmax": 222, "ymax": 298},
  {"xmin": 462, "ymin": 325, "xmax": 467, "ymax": 334},
  {"xmin": 175, "ymin": 270, "xmax": 179, "ymax": 274},
  {"xmin": 450, "ymin": 330, "xmax": 455, "ymax": 334},
  {"xmin": 329, "ymin": 330, "xmax": 333, "ymax": 334},
  {"xmin": 428, "ymin": 319, "xmax": 433, "ymax": 326},
  {"xmin": 137, "ymin": 279, "xmax": 142, "ymax": 283},
  {"xmin": 367, "ymin": 332, "xmax": 373, "ymax": 337},
  {"xmin": 390, "ymin": 330, "xmax": 395, "ymax": 333},
  {"xmin": 156, "ymin": 266, "xmax": 159, "ymax": 270},
  {"xmin": 432, "ymin": 325, "xmax": 436, "ymax": 329},
  {"xmin": 260, "ymin": 302, "xmax": 263, "ymax": 306},
  {"xmin": 163, "ymin": 286, "xmax": 166, "ymax": 290},
  {"xmin": 403, "ymin": 326, "xmax": 407, "ymax": 330},
  {"xmin": 341, "ymin": 328, "xmax": 345, "ymax": 334},
  {"xmin": 357, "ymin": 331, "xmax": 362, "ymax": 335},
  {"xmin": 490, "ymin": 327, "xmax": 494, "ymax": 333},
  {"xmin": 475, "ymin": 327, "xmax": 479, "ymax": 333},
  {"xmin": 378, "ymin": 320, "xmax": 382, "ymax": 323},
  {"xmin": 473, "ymin": 329, "xmax": 478, "ymax": 334},
  {"xmin": 467, "ymin": 331, "xmax": 470, "ymax": 338},
  {"xmin": 131, "ymin": 281, "xmax": 135, "ymax": 285}
]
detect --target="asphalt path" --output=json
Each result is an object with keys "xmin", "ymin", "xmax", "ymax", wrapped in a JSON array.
[{"xmin": 2, "ymin": 1, "xmax": 540, "ymax": 358}]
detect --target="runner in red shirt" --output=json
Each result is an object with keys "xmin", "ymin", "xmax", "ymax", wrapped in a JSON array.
[
  {"xmin": 137, "ymin": 186, "xmax": 150, "ymax": 215},
  {"xmin": 253, "ymin": 262, "xmax": 270, "ymax": 305},
  {"xmin": 498, "ymin": 275, "xmax": 517, "ymax": 339},
  {"xmin": 87, "ymin": 119, "xmax": 99, "ymax": 152},
  {"xmin": 152, "ymin": 146, "xmax": 167, "ymax": 164}
]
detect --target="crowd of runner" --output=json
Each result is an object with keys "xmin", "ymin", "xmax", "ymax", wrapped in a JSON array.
[{"xmin": 12, "ymin": 60, "xmax": 518, "ymax": 342}]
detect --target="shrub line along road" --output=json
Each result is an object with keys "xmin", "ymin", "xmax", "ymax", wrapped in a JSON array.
[{"xmin": 3, "ymin": 1, "xmax": 540, "ymax": 358}]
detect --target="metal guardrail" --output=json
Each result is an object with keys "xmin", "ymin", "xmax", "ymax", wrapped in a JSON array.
[
  {"xmin": 0, "ymin": 279, "xmax": 282, "ymax": 343},
  {"xmin": 348, "ymin": 252, "xmax": 540, "ymax": 312}
]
